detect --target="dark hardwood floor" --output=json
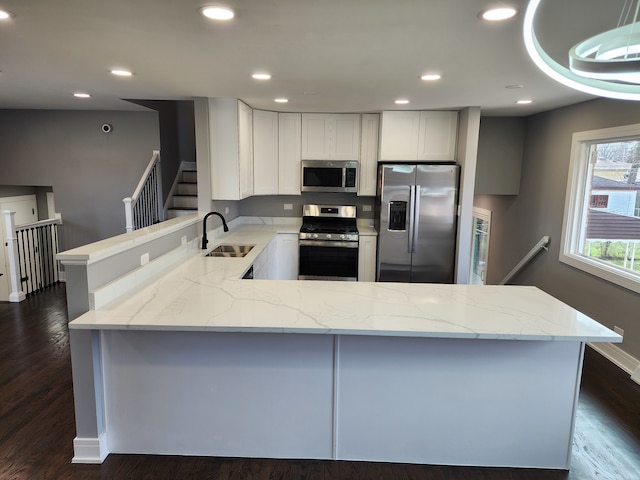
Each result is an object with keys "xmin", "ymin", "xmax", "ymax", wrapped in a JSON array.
[{"xmin": 1, "ymin": 284, "xmax": 639, "ymax": 480}]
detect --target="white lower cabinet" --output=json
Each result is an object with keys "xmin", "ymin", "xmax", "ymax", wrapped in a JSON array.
[
  {"xmin": 253, "ymin": 239, "xmax": 276, "ymax": 280},
  {"xmin": 358, "ymin": 235, "xmax": 377, "ymax": 282},
  {"xmin": 253, "ymin": 234, "xmax": 298, "ymax": 280},
  {"xmin": 276, "ymin": 233, "xmax": 299, "ymax": 280}
]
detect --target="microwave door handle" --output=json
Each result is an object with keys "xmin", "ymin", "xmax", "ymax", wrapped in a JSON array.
[
  {"xmin": 413, "ymin": 185, "xmax": 421, "ymax": 254},
  {"xmin": 408, "ymin": 185, "xmax": 416, "ymax": 253}
]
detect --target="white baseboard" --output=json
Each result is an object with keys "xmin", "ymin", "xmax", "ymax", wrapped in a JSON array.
[
  {"xmin": 588, "ymin": 342, "xmax": 640, "ymax": 385},
  {"xmin": 72, "ymin": 434, "xmax": 109, "ymax": 464}
]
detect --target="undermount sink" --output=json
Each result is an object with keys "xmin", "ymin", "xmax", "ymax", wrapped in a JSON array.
[{"xmin": 205, "ymin": 244, "xmax": 255, "ymax": 258}]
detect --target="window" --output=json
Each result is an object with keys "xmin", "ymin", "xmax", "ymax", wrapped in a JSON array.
[
  {"xmin": 470, "ymin": 207, "xmax": 491, "ymax": 285},
  {"xmin": 561, "ymin": 124, "xmax": 640, "ymax": 294},
  {"xmin": 590, "ymin": 195, "xmax": 609, "ymax": 208}
]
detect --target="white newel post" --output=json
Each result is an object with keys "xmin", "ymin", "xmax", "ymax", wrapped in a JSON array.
[
  {"xmin": 3, "ymin": 211, "xmax": 26, "ymax": 302},
  {"xmin": 123, "ymin": 197, "xmax": 134, "ymax": 233}
]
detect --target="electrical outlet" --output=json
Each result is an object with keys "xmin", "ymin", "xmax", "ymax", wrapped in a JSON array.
[
  {"xmin": 614, "ymin": 326, "xmax": 624, "ymax": 337},
  {"xmin": 284, "ymin": 203, "xmax": 293, "ymax": 210},
  {"xmin": 140, "ymin": 252, "xmax": 150, "ymax": 266},
  {"xmin": 224, "ymin": 207, "xmax": 229, "ymax": 215},
  {"xmin": 362, "ymin": 205, "xmax": 372, "ymax": 212},
  {"xmin": 181, "ymin": 235, "xmax": 187, "ymax": 246}
]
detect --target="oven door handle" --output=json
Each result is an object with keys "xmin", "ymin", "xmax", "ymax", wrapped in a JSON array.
[{"xmin": 299, "ymin": 240, "xmax": 359, "ymax": 248}]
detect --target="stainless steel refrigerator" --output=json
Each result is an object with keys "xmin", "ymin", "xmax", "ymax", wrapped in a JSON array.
[{"xmin": 376, "ymin": 163, "xmax": 460, "ymax": 283}]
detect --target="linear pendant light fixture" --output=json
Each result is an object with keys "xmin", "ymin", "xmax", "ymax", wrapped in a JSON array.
[{"xmin": 523, "ymin": 0, "xmax": 640, "ymax": 100}]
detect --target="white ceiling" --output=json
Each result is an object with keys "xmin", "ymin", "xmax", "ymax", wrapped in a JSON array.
[{"xmin": 0, "ymin": 0, "xmax": 631, "ymax": 115}]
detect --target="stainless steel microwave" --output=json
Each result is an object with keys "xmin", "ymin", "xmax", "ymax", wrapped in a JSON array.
[{"xmin": 301, "ymin": 160, "xmax": 358, "ymax": 193}]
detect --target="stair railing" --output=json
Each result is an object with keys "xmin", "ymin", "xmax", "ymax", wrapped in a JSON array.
[
  {"xmin": 499, "ymin": 236, "xmax": 550, "ymax": 285},
  {"xmin": 3, "ymin": 211, "xmax": 62, "ymax": 302},
  {"xmin": 123, "ymin": 150, "xmax": 163, "ymax": 232}
]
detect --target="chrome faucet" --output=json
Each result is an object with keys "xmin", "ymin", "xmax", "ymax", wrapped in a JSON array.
[{"xmin": 201, "ymin": 211, "xmax": 229, "ymax": 249}]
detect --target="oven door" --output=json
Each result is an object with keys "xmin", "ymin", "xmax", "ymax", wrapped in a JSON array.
[{"xmin": 298, "ymin": 240, "xmax": 359, "ymax": 281}]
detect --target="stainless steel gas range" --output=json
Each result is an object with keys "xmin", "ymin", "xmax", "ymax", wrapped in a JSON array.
[{"xmin": 298, "ymin": 204, "xmax": 359, "ymax": 281}]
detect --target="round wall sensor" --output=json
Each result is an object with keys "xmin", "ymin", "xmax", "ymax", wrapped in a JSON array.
[{"xmin": 102, "ymin": 123, "xmax": 112, "ymax": 133}]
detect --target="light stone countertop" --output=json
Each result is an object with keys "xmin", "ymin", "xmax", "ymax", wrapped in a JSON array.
[{"xmin": 68, "ymin": 224, "xmax": 621, "ymax": 343}]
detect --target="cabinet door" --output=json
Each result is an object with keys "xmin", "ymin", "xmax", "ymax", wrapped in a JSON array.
[
  {"xmin": 358, "ymin": 235, "xmax": 377, "ymax": 282},
  {"xmin": 278, "ymin": 113, "xmax": 302, "ymax": 195},
  {"xmin": 358, "ymin": 113, "xmax": 379, "ymax": 196},
  {"xmin": 301, "ymin": 114, "xmax": 331, "ymax": 159},
  {"xmin": 276, "ymin": 233, "xmax": 299, "ymax": 280},
  {"xmin": 209, "ymin": 98, "xmax": 240, "ymax": 200},
  {"xmin": 379, "ymin": 111, "xmax": 420, "ymax": 161},
  {"xmin": 332, "ymin": 114, "xmax": 361, "ymax": 160},
  {"xmin": 238, "ymin": 101, "xmax": 254, "ymax": 199},
  {"xmin": 253, "ymin": 110, "xmax": 279, "ymax": 195},
  {"xmin": 417, "ymin": 111, "xmax": 458, "ymax": 161}
]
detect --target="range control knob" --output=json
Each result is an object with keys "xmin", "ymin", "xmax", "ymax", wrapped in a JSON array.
[
  {"xmin": 340, "ymin": 234, "xmax": 346, "ymax": 240},
  {"xmin": 313, "ymin": 233, "xmax": 318, "ymax": 239},
  {"xmin": 326, "ymin": 234, "xmax": 332, "ymax": 239}
]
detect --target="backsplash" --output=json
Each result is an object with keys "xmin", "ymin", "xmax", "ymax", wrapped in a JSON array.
[{"xmin": 238, "ymin": 194, "xmax": 376, "ymax": 219}]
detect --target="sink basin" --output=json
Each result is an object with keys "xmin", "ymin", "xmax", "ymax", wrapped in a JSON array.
[{"xmin": 205, "ymin": 244, "xmax": 255, "ymax": 258}]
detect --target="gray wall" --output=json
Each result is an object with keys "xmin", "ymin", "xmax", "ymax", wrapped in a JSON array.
[
  {"xmin": 239, "ymin": 194, "xmax": 376, "ymax": 219},
  {"xmin": 0, "ymin": 110, "xmax": 160, "ymax": 250},
  {"xmin": 131, "ymin": 100, "xmax": 196, "ymax": 204},
  {"xmin": 475, "ymin": 98, "xmax": 640, "ymax": 360},
  {"xmin": 475, "ymin": 117, "xmax": 525, "ymax": 195}
]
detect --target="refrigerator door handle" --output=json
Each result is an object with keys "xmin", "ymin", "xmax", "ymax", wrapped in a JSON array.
[
  {"xmin": 413, "ymin": 185, "xmax": 421, "ymax": 253},
  {"xmin": 408, "ymin": 185, "xmax": 416, "ymax": 253}
]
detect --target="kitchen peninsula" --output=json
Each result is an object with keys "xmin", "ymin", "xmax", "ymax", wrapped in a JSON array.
[{"xmin": 60, "ymin": 217, "xmax": 621, "ymax": 470}]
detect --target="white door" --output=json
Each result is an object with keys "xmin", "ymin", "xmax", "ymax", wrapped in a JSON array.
[{"xmin": 0, "ymin": 195, "xmax": 39, "ymax": 300}]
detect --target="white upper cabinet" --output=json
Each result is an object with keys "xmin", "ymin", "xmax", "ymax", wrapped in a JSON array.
[
  {"xmin": 358, "ymin": 113, "xmax": 380, "ymax": 196},
  {"xmin": 253, "ymin": 110, "xmax": 279, "ymax": 196},
  {"xmin": 209, "ymin": 99, "xmax": 254, "ymax": 200},
  {"xmin": 417, "ymin": 111, "xmax": 458, "ymax": 161},
  {"xmin": 278, "ymin": 113, "xmax": 302, "ymax": 195},
  {"xmin": 380, "ymin": 111, "xmax": 458, "ymax": 161},
  {"xmin": 379, "ymin": 111, "xmax": 421, "ymax": 160},
  {"xmin": 301, "ymin": 114, "xmax": 361, "ymax": 160},
  {"xmin": 238, "ymin": 101, "xmax": 254, "ymax": 198}
]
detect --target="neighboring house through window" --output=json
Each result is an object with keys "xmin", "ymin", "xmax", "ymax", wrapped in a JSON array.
[
  {"xmin": 561, "ymin": 124, "xmax": 640, "ymax": 294},
  {"xmin": 590, "ymin": 194, "xmax": 609, "ymax": 208}
]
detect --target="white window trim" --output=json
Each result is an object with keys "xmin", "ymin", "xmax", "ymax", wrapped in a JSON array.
[{"xmin": 560, "ymin": 123, "xmax": 640, "ymax": 295}]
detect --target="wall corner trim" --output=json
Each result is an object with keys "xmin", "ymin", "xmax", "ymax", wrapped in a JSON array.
[{"xmin": 71, "ymin": 434, "xmax": 109, "ymax": 464}]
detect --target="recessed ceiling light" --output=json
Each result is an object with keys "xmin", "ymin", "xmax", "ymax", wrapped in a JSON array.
[
  {"xmin": 274, "ymin": 98, "xmax": 288, "ymax": 103},
  {"xmin": 252, "ymin": 73, "xmax": 271, "ymax": 80},
  {"xmin": 480, "ymin": 7, "xmax": 517, "ymax": 21},
  {"xmin": 506, "ymin": 84, "xmax": 524, "ymax": 89},
  {"xmin": 0, "ymin": 10, "xmax": 13, "ymax": 20},
  {"xmin": 421, "ymin": 74, "xmax": 442, "ymax": 81},
  {"xmin": 516, "ymin": 99, "xmax": 533, "ymax": 104},
  {"xmin": 73, "ymin": 93, "xmax": 91, "ymax": 98},
  {"xmin": 395, "ymin": 99, "xmax": 410, "ymax": 105},
  {"xmin": 110, "ymin": 69, "xmax": 133, "ymax": 77},
  {"xmin": 201, "ymin": 5, "xmax": 234, "ymax": 21}
]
